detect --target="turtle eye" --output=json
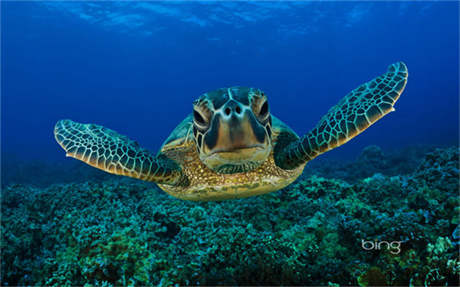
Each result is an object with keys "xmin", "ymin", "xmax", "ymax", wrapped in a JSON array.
[{"xmin": 193, "ymin": 110, "xmax": 208, "ymax": 129}]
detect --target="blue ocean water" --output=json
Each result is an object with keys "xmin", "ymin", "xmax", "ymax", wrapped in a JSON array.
[
  {"xmin": 2, "ymin": 2, "xmax": 460, "ymax": 286},
  {"xmin": 2, "ymin": 1, "xmax": 458, "ymax": 167}
]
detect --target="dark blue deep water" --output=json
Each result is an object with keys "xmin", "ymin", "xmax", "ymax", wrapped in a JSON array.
[
  {"xmin": 2, "ymin": 1, "xmax": 458, "ymax": 164},
  {"xmin": 1, "ymin": 2, "xmax": 459, "ymax": 286}
]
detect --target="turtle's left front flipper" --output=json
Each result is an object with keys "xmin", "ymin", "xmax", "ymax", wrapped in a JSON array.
[
  {"xmin": 54, "ymin": 119, "xmax": 189, "ymax": 186},
  {"xmin": 275, "ymin": 62, "xmax": 408, "ymax": 170}
]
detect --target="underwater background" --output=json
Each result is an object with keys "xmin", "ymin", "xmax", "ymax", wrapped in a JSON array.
[{"xmin": 1, "ymin": 1, "xmax": 459, "ymax": 286}]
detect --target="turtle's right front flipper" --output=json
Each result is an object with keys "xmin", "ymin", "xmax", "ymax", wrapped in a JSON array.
[
  {"xmin": 54, "ymin": 119, "xmax": 189, "ymax": 186},
  {"xmin": 275, "ymin": 62, "xmax": 408, "ymax": 170}
]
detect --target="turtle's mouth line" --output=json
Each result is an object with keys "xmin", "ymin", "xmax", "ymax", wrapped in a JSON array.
[{"xmin": 209, "ymin": 144, "xmax": 265, "ymax": 155}]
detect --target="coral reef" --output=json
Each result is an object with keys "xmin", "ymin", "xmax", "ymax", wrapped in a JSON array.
[
  {"xmin": 303, "ymin": 144, "xmax": 438, "ymax": 182},
  {"xmin": 1, "ymin": 146, "xmax": 459, "ymax": 286}
]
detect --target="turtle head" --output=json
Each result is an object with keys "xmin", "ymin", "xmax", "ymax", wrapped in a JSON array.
[{"xmin": 192, "ymin": 87, "xmax": 272, "ymax": 174}]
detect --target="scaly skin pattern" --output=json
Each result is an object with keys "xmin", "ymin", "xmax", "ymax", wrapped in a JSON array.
[
  {"xmin": 54, "ymin": 120, "xmax": 189, "ymax": 186},
  {"xmin": 276, "ymin": 62, "xmax": 408, "ymax": 170},
  {"xmin": 158, "ymin": 126, "xmax": 305, "ymax": 201}
]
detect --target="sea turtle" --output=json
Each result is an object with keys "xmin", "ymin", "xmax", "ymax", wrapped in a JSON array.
[{"xmin": 54, "ymin": 62, "xmax": 408, "ymax": 201}]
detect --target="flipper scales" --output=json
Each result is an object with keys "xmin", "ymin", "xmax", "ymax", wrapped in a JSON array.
[
  {"xmin": 54, "ymin": 119, "xmax": 189, "ymax": 186},
  {"xmin": 276, "ymin": 62, "xmax": 408, "ymax": 169}
]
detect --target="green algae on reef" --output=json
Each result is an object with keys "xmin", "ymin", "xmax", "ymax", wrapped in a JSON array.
[{"xmin": 1, "ymin": 146, "xmax": 459, "ymax": 286}]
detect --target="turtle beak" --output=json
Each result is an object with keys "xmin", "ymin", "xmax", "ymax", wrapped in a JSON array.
[
  {"xmin": 210, "ymin": 113, "xmax": 266, "ymax": 155},
  {"xmin": 201, "ymin": 100, "xmax": 270, "ymax": 166}
]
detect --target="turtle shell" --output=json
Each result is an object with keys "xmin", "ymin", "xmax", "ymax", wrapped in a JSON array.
[{"xmin": 158, "ymin": 114, "xmax": 194, "ymax": 155}]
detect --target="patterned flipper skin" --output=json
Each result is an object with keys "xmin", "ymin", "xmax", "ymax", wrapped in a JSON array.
[
  {"xmin": 276, "ymin": 62, "xmax": 408, "ymax": 170},
  {"xmin": 54, "ymin": 120, "xmax": 189, "ymax": 186}
]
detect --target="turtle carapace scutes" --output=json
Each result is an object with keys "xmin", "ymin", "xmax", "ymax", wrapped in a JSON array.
[{"xmin": 54, "ymin": 62, "xmax": 408, "ymax": 201}]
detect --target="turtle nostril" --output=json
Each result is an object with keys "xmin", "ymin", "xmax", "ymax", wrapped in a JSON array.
[
  {"xmin": 235, "ymin": 106, "xmax": 242, "ymax": 114},
  {"xmin": 225, "ymin": 107, "xmax": 231, "ymax": 115}
]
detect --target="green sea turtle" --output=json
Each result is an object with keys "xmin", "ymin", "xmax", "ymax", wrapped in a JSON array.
[{"xmin": 54, "ymin": 62, "xmax": 408, "ymax": 201}]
